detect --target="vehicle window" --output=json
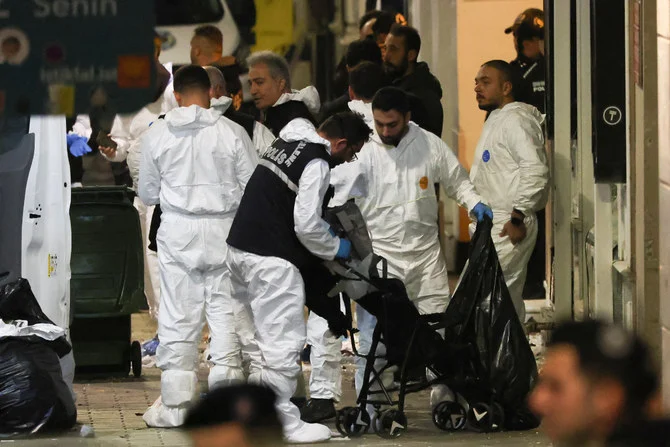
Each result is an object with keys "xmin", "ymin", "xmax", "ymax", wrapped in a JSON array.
[{"xmin": 155, "ymin": 0, "xmax": 224, "ymax": 26}]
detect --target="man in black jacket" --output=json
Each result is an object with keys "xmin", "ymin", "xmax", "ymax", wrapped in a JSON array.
[
  {"xmin": 505, "ymin": 8, "xmax": 546, "ymax": 114},
  {"xmin": 319, "ymin": 38, "xmax": 384, "ymax": 122},
  {"xmin": 383, "ymin": 24, "xmax": 443, "ymax": 137}
]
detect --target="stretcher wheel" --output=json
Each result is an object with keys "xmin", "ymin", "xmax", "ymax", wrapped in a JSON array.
[
  {"xmin": 373, "ymin": 409, "xmax": 407, "ymax": 438},
  {"xmin": 432, "ymin": 401, "xmax": 467, "ymax": 431},
  {"xmin": 130, "ymin": 341, "xmax": 142, "ymax": 378},
  {"xmin": 467, "ymin": 402, "xmax": 504, "ymax": 432},
  {"xmin": 335, "ymin": 407, "xmax": 369, "ymax": 437}
]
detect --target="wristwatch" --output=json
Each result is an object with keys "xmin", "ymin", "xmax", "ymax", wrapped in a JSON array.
[{"xmin": 511, "ymin": 209, "xmax": 525, "ymax": 227}]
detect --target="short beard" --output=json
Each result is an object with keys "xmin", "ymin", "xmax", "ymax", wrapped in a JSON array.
[
  {"xmin": 384, "ymin": 59, "xmax": 408, "ymax": 79},
  {"xmin": 478, "ymin": 102, "xmax": 499, "ymax": 112}
]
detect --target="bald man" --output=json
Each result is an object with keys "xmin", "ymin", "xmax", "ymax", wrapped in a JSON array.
[{"xmin": 204, "ymin": 66, "xmax": 274, "ymax": 157}]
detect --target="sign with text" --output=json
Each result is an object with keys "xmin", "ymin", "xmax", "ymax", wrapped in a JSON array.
[{"xmin": 0, "ymin": 0, "xmax": 156, "ymax": 117}]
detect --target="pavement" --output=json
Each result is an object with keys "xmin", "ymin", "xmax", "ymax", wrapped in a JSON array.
[{"xmin": 7, "ymin": 313, "xmax": 552, "ymax": 447}]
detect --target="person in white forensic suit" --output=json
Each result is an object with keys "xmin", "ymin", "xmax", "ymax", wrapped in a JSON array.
[
  {"xmin": 204, "ymin": 65, "xmax": 275, "ymax": 157},
  {"xmin": 329, "ymin": 84, "xmax": 493, "ymax": 412},
  {"xmin": 98, "ymin": 60, "xmax": 176, "ymax": 322},
  {"xmin": 471, "ymin": 60, "xmax": 549, "ymax": 324},
  {"xmin": 225, "ymin": 112, "xmax": 373, "ymax": 444},
  {"xmin": 138, "ymin": 65, "xmax": 258, "ymax": 428}
]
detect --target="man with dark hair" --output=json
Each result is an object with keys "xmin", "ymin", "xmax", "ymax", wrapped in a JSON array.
[
  {"xmin": 319, "ymin": 39, "xmax": 383, "ymax": 121},
  {"xmin": 330, "ymin": 87, "xmax": 491, "ymax": 412},
  {"xmin": 470, "ymin": 60, "xmax": 548, "ymax": 323},
  {"xmin": 226, "ymin": 111, "xmax": 371, "ymax": 444},
  {"xmin": 349, "ymin": 61, "xmax": 386, "ymax": 102},
  {"xmin": 184, "ymin": 384, "xmax": 283, "ymax": 447},
  {"xmin": 530, "ymin": 320, "xmax": 667, "ymax": 446},
  {"xmin": 138, "ymin": 65, "xmax": 258, "ymax": 428},
  {"xmin": 345, "ymin": 38, "xmax": 383, "ymax": 68},
  {"xmin": 190, "ymin": 25, "xmax": 244, "ymax": 111},
  {"xmin": 505, "ymin": 8, "xmax": 548, "ymax": 302},
  {"xmin": 383, "ymin": 24, "xmax": 443, "ymax": 136}
]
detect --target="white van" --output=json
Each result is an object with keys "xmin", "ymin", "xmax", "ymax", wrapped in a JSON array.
[{"xmin": 154, "ymin": 0, "xmax": 241, "ymax": 66}]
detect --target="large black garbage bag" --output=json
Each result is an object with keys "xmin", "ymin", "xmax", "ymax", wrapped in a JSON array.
[
  {"xmin": 443, "ymin": 218, "xmax": 540, "ymax": 430},
  {"xmin": 0, "ymin": 278, "xmax": 71, "ymax": 357},
  {"xmin": 0, "ymin": 339, "xmax": 77, "ymax": 436},
  {"xmin": 0, "ymin": 278, "xmax": 77, "ymax": 436}
]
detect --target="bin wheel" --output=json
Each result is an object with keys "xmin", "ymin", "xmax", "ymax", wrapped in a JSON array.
[
  {"xmin": 373, "ymin": 409, "xmax": 407, "ymax": 438},
  {"xmin": 131, "ymin": 341, "xmax": 142, "ymax": 377},
  {"xmin": 335, "ymin": 407, "xmax": 369, "ymax": 438},
  {"xmin": 432, "ymin": 401, "xmax": 467, "ymax": 431}
]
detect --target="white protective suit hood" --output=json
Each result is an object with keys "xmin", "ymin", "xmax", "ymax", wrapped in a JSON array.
[
  {"xmin": 348, "ymin": 100, "xmax": 374, "ymax": 128},
  {"xmin": 163, "ymin": 104, "xmax": 222, "ymax": 129},
  {"xmin": 279, "ymin": 118, "xmax": 331, "ymax": 153},
  {"xmin": 210, "ymin": 96, "xmax": 233, "ymax": 115},
  {"xmin": 496, "ymin": 101, "xmax": 545, "ymax": 126},
  {"xmin": 274, "ymin": 86, "xmax": 321, "ymax": 116}
]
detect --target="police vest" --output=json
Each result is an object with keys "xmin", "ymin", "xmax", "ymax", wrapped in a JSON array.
[{"xmin": 227, "ymin": 138, "xmax": 331, "ymax": 268}]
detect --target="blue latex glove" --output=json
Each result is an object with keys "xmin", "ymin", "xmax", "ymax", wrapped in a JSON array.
[
  {"xmin": 472, "ymin": 202, "xmax": 493, "ymax": 222},
  {"xmin": 66, "ymin": 134, "xmax": 92, "ymax": 157},
  {"xmin": 336, "ymin": 238, "xmax": 352, "ymax": 260}
]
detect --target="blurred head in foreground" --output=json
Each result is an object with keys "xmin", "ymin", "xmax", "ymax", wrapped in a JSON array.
[
  {"xmin": 183, "ymin": 384, "xmax": 283, "ymax": 447},
  {"xmin": 529, "ymin": 320, "xmax": 659, "ymax": 446}
]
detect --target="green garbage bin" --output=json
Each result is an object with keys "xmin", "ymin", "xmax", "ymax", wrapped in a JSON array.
[{"xmin": 69, "ymin": 186, "xmax": 145, "ymax": 377}]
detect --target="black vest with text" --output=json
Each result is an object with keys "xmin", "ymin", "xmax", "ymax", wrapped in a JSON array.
[{"xmin": 227, "ymin": 137, "xmax": 331, "ymax": 268}]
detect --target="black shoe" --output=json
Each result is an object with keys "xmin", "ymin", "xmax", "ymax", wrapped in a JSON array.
[
  {"xmin": 299, "ymin": 398, "xmax": 336, "ymax": 423},
  {"xmin": 290, "ymin": 396, "xmax": 307, "ymax": 408}
]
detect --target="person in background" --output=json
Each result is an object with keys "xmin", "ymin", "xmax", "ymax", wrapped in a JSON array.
[
  {"xmin": 98, "ymin": 36, "xmax": 176, "ymax": 335},
  {"xmin": 190, "ymin": 25, "xmax": 245, "ymax": 111},
  {"xmin": 529, "ymin": 320, "xmax": 667, "ymax": 446},
  {"xmin": 505, "ymin": 8, "xmax": 546, "ymax": 114},
  {"xmin": 505, "ymin": 7, "xmax": 548, "ymax": 302},
  {"xmin": 470, "ymin": 60, "xmax": 548, "ymax": 323},
  {"xmin": 319, "ymin": 38, "xmax": 383, "ymax": 122},
  {"xmin": 383, "ymin": 24, "xmax": 443, "ymax": 137},
  {"xmin": 184, "ymin": 384, "xmax": 284, "ymax": 447},
  {"xmin": 139, "ymin": 65, "xmax": 257, "ymax": 428},
  {"xmin": 331, "ymin": 9, "xmax": 402, "ymax": 98},
  {"xmin": 226, "ymin": 112, "xmax": 371, "ymax": 443},
  {"xmin": 205, "ymin": 66, "xmax": 274, "ymax": 157},
  {"xmin": 247, "ymin": 51, "xmax": 321, "ymax": 137}
]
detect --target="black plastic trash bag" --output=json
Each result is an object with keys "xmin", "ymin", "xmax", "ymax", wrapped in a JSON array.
[
  {"xmin": 0, "ymin": 278, "xmax": 77, "ymax": 437},
  {"xmin": 0, "ymin": 339, "xmax": 77, "ymax": 436},
  {"xmin": 443, "ymin": 218, "xmax": 540, "ymax": 430},
  {"xmin": 0, "ymin": 278, "xmax": 71, "ymax": 357}
]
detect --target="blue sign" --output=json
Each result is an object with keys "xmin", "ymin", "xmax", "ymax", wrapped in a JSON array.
[
  {"xmin": 482, "ymin": 150, "xmax": 491, "ymax": 162},
  {"xmin": 0, "ymin": 0, "xmax": 157, "ymax": 117}
]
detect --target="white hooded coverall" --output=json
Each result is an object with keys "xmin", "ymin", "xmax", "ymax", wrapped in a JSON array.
[
  {"xmin": 330, "ymin": 101, "xmax": 482, "ymax": 399},
  {"xmin": 469, "ymin": 102, "xmax": 548, "ymax": 323},
  {"xmin": 226, "ymin": 119, "xmax": 341, "ymax": 443},
  {"xmin": 101, "ymin": 76, "xmax": 178, "ymax": 320},
  {"xmin": 210, "ymin": 96, "xmax": 275, "ymax": 157},
  {"xmin": 138, "ymin": 105, "xmax": 259, "ymax": 428}
]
